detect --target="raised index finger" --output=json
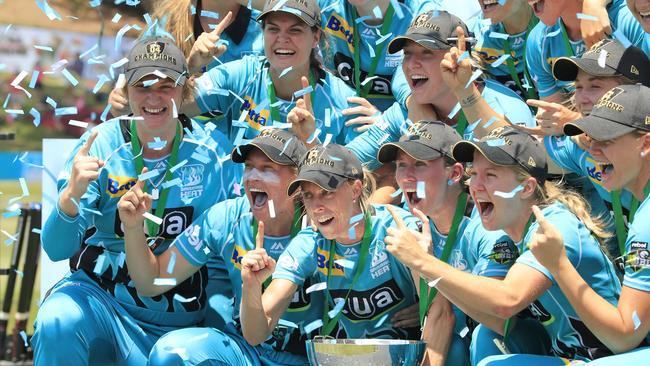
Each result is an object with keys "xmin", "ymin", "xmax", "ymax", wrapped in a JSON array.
[
  {"xmin": 211, "ymin": 11, "xmax": 233, "ymax": 36},
  {"xmin": 526, "ymin": 99, "xmax": 561, "ymax": 111},
  {"xmin": 300, "ymin": 76, "xmax": 312, "ymax": 112},
  {"xmin": 456, "ymin": 26, "xmax": 466, "ymax": 53},
  {"xmin": 386, "ymin": 205, "xmax": 406, "ymax": 230},
  {"xmin": 256, "ymin": 220, "xmax": 265, "ymax": 250},
  {"xmin": 531, "ymin": 205, "xmax": 550, "ymax": 231},
  {"xmin": 78, "ymin": 131, "xmax": 98, "ymax": 155}
]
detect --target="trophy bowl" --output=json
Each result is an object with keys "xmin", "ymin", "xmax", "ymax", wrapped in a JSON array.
[{"xmin": 306, "ymin": 338, "xmax": 426, "ymax": 366}]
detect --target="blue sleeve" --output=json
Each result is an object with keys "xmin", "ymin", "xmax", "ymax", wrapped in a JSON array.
[
  {"xmin": 41, "ymin": 132, "xmax": 102, "ymax": 261},
  {"xmin": 211, "ymin": 130, "xmax": 243, "ymax": 199},
  {"xmin": 346, "ymin": 102, "xmax": 407, "ymax": 170},
  {"xmin": 623, "ymin": 201, "xmax": 650, "ymax": 292},
  {"xmin": 543, "ymin": 136, "xmax": 584, "ymax": 175},
  {"xmin": 273, "ymin": 230, "xmax": 318, "ymax": 286},
  {"xmin": 525, "ymin": 26, "xmax": 558, "ymax": 98},
  {"xmin": 174, "ymin": 202, "xmax": 231, "ymax": 267},
  {"xmin": 194, "ymin": 59, "xmax": 248, "ymax": 115},
  {"xmin": 391, "ymin": 64, "xmax": 410, "ymax": 108},
  {"xmin": 610, "ymin": 1, "xmax": 647, "ymax": 49},
  {"xmin": 515, "ymin": 211, "xmax": 583, "ymax": 281},
  {"xmin": 483, "ymin": 80, "xmax": 535, "ymax": 128}
]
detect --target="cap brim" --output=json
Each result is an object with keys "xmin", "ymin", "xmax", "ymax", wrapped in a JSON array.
[
  {"xmin": 387, "ymin": 34, "xmax": 451, "ymax": 54},
  {"xmin": 377, "ymin": 141, "xmax": 443, "ymax": 164},
  {"xmin": 563, "ymin": 116, "xmax": 637, "ymax": 141},
  {"xmin": 231, "ymin": 143, "xmax": 295, "ymax": 165},
  {"xmin": 257, "ymin": 9, "xmax": 318, "ymax": 27},
  {"xmin": 452, "ymin": 140, "xmax": 518, "ymax": 167},
  {"xmin": 127, "ymin": 66, "xmax": 186, "ymax": 86},
  {"xmin": 287, "ymin": 170, "xmax": 347, "ymax": 196},
  {"xmin": 552, "ymin": 57, "xmax": 618, "ymax": 81}
]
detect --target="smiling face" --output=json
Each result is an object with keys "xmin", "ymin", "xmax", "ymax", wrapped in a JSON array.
[
  {"xmin": 628, "ymin": 0, "xmax": 650, "ymax": 32},
  {"xmin": 527, "ymin": 0, "xmax": 566, "ymax": 26},
  {"xmin": 263, "ymin": 12, "xmax": 320, "ymax": 73},
  {"xmin": 575, "ymin": 70, "xmax": 626, "ymax": 116},
  {"xmin": 402, "ymin": 41, "xmax": 448, "ymax": 104},
  {"xmin": 478, "ymin": 0, "xmax": 519, "ymax": 23},
  {"xmin": 587, "ymin": 132, "xmax": 648, "ymax": 192},
  {"xmin": 468, "ymin": 153, "xmax": 536, "ymax": 232},
  {"xmin": 300, "ymin": 180, "xmax": 362, "ymax": 242},
  {"xmin": 243, "ymin": 149, "xmax": 297, "ymax": 222},
  {"xmin": 394, "ymin": 151, "xmax": 454, "ymax": 216},
  {"xmin": 127, "ymin": 76, "xmax": 183, "ymax": 134}
]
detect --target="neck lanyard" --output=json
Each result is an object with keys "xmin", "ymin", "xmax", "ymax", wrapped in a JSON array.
[
  {"xmin": 267, "ymin": 71, "xmax": 316, "ymax": 124},
  {"xmin": 456, "ymin": 113, "xmax": 468, "ymax": 135},
  {"xmin": 503, "ymin": 212, "xmax": 535, "ymax": 341},
  {"xmin": 418, "ymin": 191, "xmax": 468, "ymax": 326},
  {"xmin": 350, "ymin": 3, "xmax": 395, "ymax": 98},
  {"xmin": 499, "ymin": 16, "xmax": 539, "ymax": 100},
  {"xmin": 321, "ymin": 213, "xmax": 372, "ymax": 336},
  {"xmin": 253, "ymin": 203, "xmax": 303, "ymax": 288},
  {"xmin": 558, "ymin": 20, "xmax": 575, "ymax": 57},
  {"xmin": 130, "ymin": 120, "xmax": 182, "ymax": 237},
  {"xmin": 612, "ymin": 181, "xmax": 650, "ymax": 255}
]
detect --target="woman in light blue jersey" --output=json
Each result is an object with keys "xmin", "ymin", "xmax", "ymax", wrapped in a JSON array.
[
  {"xmin": 117, "ymin": 129, "xmax": 328, "ymax": 366},
  {"xmin": 525, "ymin": 0, "xmax": 647, "ymax": 102},
  {"xmin": 377, "ymin": 121, "xmax": 543, "ymax": 366},
  {"xmin": 344, "ymin": 10, "xmax": 535, "ymax": 202},
  {"xmin": 32, "ymin": 36, "xmax": 240, "ymax": 366},
  {"xmin": 526, "ymin": 84, "xmax": 650, "ymax": 365},
  {"xmin": 382, "ymin": 126, "xmax": 622, "ymax": 365},
  {"xmin": 239, "ymin": 144, "xmax": 422, "ymax": 352},
  {"xmin": 184, "ymin": 0, "xmax": 367, "ymax": 146}
]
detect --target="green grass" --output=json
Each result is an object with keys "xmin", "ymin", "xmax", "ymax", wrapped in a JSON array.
[{"xmin": 0, "ymin": 180, "xmax": 43, "ymax": 336}]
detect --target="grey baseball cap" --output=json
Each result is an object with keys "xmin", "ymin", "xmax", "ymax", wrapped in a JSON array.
[
  {"xmin": 388, "ymin": 10, "xmax": 470, "ymax": 54},
  {"xmin": 564, "ymin": 84, "xmax": 650, "ymax": 141},
  {"xmin": 553, "ymin": 39, "xmax": 650, "ymax": 86},
  {"xmin": 287, "ymin": 144, "xmax": 363, "ymax": 196},
  {"xmin": 452, "ymin": 127, "xmax": 548, "ymax": 184},
  {"xmin": 257, "ymin": 0, "xmax": 320, "ymax": 28},
  {"xmin": 377, "ymin": 120, "xmax": 462, "ymax": 163},
  {"xmin": 231, "ymin": 128, "xmax": 307, "ymax": 166},
  {"xmin": 124, "ymin": 36, "xmax": 188, "ymax": 86}
]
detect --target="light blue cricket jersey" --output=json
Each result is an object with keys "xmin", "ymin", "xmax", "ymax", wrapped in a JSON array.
[
  {"xmin": 41, "ymin": 117, "xmax": 241, "ymax": 327},
  {"xmin": 174, "ymin": 196, "xmax": 323, "ymax": 365},
  {"xmin": 428, "ymin": 209, "xmax": 517, "ymax": 335},
  {"xmin": 273, "ymin": 204, "xmax": 419, "ymax": 339},
  {"xmin": 515, "ymin": 203, "xmax": 621, "ymax": 360},
  {"xmin": 544, "ymin": 135, "xmax": 635, "ymax": 216},
  {"xmin": 622, "ymin": 194, "xmax": 650, "ymax": 344},
  {"xmin": 525, "ymin": 0, "xmax": 646, "ymax": 98},
  {"xmin": 318, "ymin": 0, "xmax": 439, "ymax": 111},
  {"xmin": 194, "ymin": 55, "xmax": 359, "ymax": 145},
  {"xmin": 193, "ymin": 5, "xmax": 264, "ymax": 67},
  {"xmin": 346, "ymin": 79, "xmax": 536, "ymax": 170},
  {"xmin": 470, "ymin": 13, "xmax": 539, "ymax": 99}
]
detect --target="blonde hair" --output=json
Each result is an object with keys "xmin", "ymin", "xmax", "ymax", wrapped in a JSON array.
[
  {"xmin": 354, "ymin": 168, "xmax": 377, "ymax": 216},
  {"xmin": 513, "ymin": 167, "xmax": 612, "ymax": 242},
  {"xmin": 150, "ymin": 0, "xmax": 195, "ymax": 58}
]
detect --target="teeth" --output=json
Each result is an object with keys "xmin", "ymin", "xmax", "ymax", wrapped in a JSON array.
[
  {"xmin": 404, "ymin": 188, "xmax": 417, "ymax": 193},
  {"xmin": 249, "ymin": 188, "xmax": 265, "ymax": 193},
  {"xmin": 144, "ymin": 107, "xmax": 164, "ymax": 114},
  {"xmin": 411, "ymin": 75, "xmax": 428, "ymax": 80},
  {"xmin": 318, "ymin": 216, "xmax": 334, "ymax": 223},
  {"xmin": 483, "ymin": 0, "xmax": 499, "ymax": 5},
  {"xmin": 640, "ymin": 11, "xmax": 650, "ymax": 17},
  {"xmin": 528, "ymin": 0, "xmax": 541, "ymax": 5},
  {"xmin": 275, "ymin": 49, "xmax": 295, "ymax": 55}
]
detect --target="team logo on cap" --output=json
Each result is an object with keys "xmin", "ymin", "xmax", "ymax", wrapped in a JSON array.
[
  {"xmin": 485, "ymin": 126, "xmax": 513, "ymax": 145},
  {"xmin": 304, "ymin": 149, "xmax": 335, "ymax": 167},
  {"xmin": 527, "ymin": 157, "xmax": 536, "ymax": 167},
  {"xmin": 133, "ymin": 41, "xmax": 177, "ymax": 65},
  {"xmin": 407, "ymin": 122, "xmax": 432, "ymax": 140},
  {"xmin": 594, "ymin": 87, "xmax": 624, "ymax": 112},
  {"xmin": 631, "ymin": 65, "xmax": 640, "ymax": 75},
  {"xmin": 586, "ymin": 39, "xmax": 609, "ymax": 55},
  {"xmin": 645, "ymin": 116, "xmax": 650, "ymax": 125},
  {"xmin": 410, "ymin": 13, "xmax": 440, "ymax": 31}
]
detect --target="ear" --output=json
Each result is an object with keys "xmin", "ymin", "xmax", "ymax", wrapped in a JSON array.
[
  {"xmin": 640, "ymin": 132, "xmax": 650, "ymax": 158},
  {"xmin": 447, "ymin": 162, "xmax": 465, "ymax": 185},
  {"xmin": 519, "ymin": 176, "xmax": 538, "ymax": 200},
  {"xmin": 312, "ymin": 28, "xmax": 321, "ymax": 48},
  {"xmin": 351, "ymin": 179, "xmax": 363, "ymax": 201}
]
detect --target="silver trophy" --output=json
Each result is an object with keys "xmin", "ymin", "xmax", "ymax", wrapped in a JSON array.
[{"xmin": 306, "ymin": 338, "xmax": 426, "ymax": 366}]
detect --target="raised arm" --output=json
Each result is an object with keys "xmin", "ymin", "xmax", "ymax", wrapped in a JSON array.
[{"xmin": 240, "ymin": 221, "xmax": 298, "ymax": 345}]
